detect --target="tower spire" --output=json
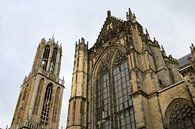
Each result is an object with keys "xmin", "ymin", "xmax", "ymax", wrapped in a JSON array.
[
  {"xmin": 145, "ymin": 29, "xmax": 150, "ymax": 40},
  {"xmin": 107, "ymin": 10, "xmax": 111, "ymax": 17},
  {"xmin": 161, "ymin": 45, "xmax": 167, "ymax": 57},
  {"xmin": 126, "ymin": 8, "xmax": 136, "ymax": 22}
]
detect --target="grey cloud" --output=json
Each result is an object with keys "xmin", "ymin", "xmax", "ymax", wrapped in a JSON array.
[
  {"xmin": 160, "ymin": 0, "xmax": 195, "ymax": 18},
  {"xmin": 0, "ymin": 0, "xmax": 194, "ymax": 128}
]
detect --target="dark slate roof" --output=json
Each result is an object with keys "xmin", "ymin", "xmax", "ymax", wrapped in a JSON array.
[{"xmin": 178, "ymin": 53, "xmax": 191, "ymax": 68}]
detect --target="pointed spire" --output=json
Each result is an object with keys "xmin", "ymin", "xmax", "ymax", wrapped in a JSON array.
[
  {"xmin": 145, "ymin": 29, "xmax": 150, "ymax": 40},
  {"xmin": 190, "ymin": 43, "xmax": 195, "ymax": 61},
  {"xmin": 77, "ymin": 37, "xmax": 88, "ymax": 50},
  {"xmin": 153, "ymin": 37, "xmax": 160, "ymax": 47},
  {"xmin": 126, "ymin": 12, "xmax": 129, "ymax": 21},
  {"xmin": 161, "ymin": 45, "xmax": 167, "ymax": 57},
  {"xmin": 169, "ymin": 54, "xmax": 173, "ymax": 59},
  {"xmin": 81, "ymin": 37, "xmax": 85, "ymax": 43},
  {"xmin": 41, "ymin": 38, "xmax": 46, "ymax": 43},
  {"xmin": 154, "ymin": 37, "xmax": 156, "ymax": 42},
  {"xmin": 52, "ymin": 34, "xmax": 55, "ymax": 42},
  {"xmin": 132, "ymin": 13, "xmax": 137, "ymax": 23},
  {"xmin": 128, "ymin": 8, "xmax": 132, "ymax": 17},
  {"xmin": 107, "ymin": 10, "xmax": 111, "ymax": 17},
  {"xmin": 190, "ymin": 43, "xmax": 195, "ymax": 53},
  {"xmin": 126, "ymin": 8, "xmax": 133, "ymax": 21},
  {"xmin": 161, "ymin": 45, "xmax": 165, "ymax": 51}
]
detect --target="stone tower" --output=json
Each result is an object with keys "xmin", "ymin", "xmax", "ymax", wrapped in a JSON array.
[
  {"xmin": 11, "ymin": 37, "xmax": 64, "ymax": 129},
  {"xmin": 66, "ymin": 38, "xmax": 88, "ymax": 129},
  {"xmin": 66, "ymin": 9, "xmax": 195, "ymax": 129}
]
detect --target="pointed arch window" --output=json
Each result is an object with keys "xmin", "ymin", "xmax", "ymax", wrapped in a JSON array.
[
  {"xmin": 52, "ymin": 87, "xmax": 60, "ymax": 122},
  {"xmin": 112, "ymin": 62, "xmax": 135, "ymax": 129},
  {"xmin": 50, "ymin": 47, "xmax": 58, "ymax": 73},
  {"xmin": 95, "ymin": 49, "xmax": 136, "ymax": 129},
  {"xmin": 96, "ymin": 70, "xmax": 111, "ymax": 128},
  {"xmin": 33, "ymin": 78, "xmax": 44, "ymax": 115},
  {"xmin": 165, "ymin": 99, "xmax": 195, "ymax": 129},
  {"xmin": 40, "ymin": 83, "xmax": 53, "ymax": 125},
  {"xmin": 42, "ymin": 45, "xmax": 50, "ymax": 71}
]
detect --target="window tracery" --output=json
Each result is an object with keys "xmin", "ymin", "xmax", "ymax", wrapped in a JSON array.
[
  {"xmin": 52, "ymin": 87, "xmax": 60, "ymax": 122},
  {"xmin": 112, "ymin": 62, "xmax": 135, "ymax": 129},
  {"xmin": 95, "ymin": 49, "xmax": 135, "ymax": 129},
  {"xmin": 33, "ymin": 78, "xmax": 44, "ymax": 115},
  {"xmin": 112, "ymin": 50, "xmax": 127, "ymax": 67},
  {"xmin": 40, "ymin": 83, "xmax": 53, "ymax": 125},
  {"xmin": 50, "ymin": 47, "xmax": 58, "ymax": 73},
  {"xmin": 165, "ymin": 99, "xmax": 195, "ymax": 129},
  {"xmin": 42, "ymin": 45, "xmax": 50, "ymax": 71}
]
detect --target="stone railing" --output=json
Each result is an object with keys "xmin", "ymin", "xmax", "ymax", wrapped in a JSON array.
[
  {"xmin": 23, "ymin": 68, "xmax": 64, "ymax": 86},
  {"xmin": 38, "ymin": 68, "xmax": 64, "ymax": 85},
  {"xmin": 18, "ymin": 120, "xmax": 52, "ymax": 129}
]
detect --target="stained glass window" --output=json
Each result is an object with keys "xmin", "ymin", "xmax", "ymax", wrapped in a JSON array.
[
  {"xmin": 95, "ymin": 50, "xmax": 136, "ymax": 129},
  {"xmin": 40, "ymin": 83, "xmax": 53, "ymax": 125},
  {"xmin": 168, "ymin": 102, "xmax": 195, "ymax": 129},
  {"xmin": 113, "ymin": 62, "xmax": 135, "ymax": 129}
]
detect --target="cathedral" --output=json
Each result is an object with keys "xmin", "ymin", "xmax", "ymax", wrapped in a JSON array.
[
  {"xmin": 10, "ymin": 9, "xmax": 195, "ymax": 129},
  {"xmin": 66, "ymin": 9, "xmax": 195, "ymax": 129}
]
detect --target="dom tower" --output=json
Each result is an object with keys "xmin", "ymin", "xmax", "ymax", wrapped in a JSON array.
[{"xmin": 11, "ymin": 37, "xmax": 64, "ymax": 129}]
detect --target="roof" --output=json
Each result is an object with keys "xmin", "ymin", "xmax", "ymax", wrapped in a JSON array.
[{"xmin": 178, "ymin": 53, "xmax": 191, "ymax": 68}]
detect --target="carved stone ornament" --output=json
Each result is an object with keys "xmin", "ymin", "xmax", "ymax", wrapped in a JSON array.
[
  {"xmin": 164, "ymin": 99, "xmax": 195, "ymax": 129},
  {"xmin": 97, "ymin": 49, "xmax": 115, "ymax": 76},
  {"xmin": 112, "ymin": 50, "xmax": 127, "ymax": 67}
]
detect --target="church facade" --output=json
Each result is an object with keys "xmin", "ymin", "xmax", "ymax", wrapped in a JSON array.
[
  {"xmin": 66, "ymin": 9, "xmax": 195, "ymax": 129},
  {"xmin": 10, "ymin": 37, "xmax": 64, "ymax": 129}
]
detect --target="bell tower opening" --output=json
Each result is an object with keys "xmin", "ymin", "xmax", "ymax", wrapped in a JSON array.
[
  {"xmin": 40, "ymin": 83, "xmax": 53, "ymax": 125},
  {"xmin": 42, "ymin": 45, "xmax": 50, "ymax": 71}
]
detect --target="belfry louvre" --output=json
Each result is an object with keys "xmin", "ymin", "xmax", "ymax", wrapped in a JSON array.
[{"xmin": 66, "ymin": 9, "xmax": 195, "ymax": 129}]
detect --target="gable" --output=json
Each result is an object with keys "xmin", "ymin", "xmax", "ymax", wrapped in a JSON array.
[{"xmin": 95, "ymin": 15, "xmax": 125, "ymax": 48}]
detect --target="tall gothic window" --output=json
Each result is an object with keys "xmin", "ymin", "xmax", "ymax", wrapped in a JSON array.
[
  {"xmin": 50, "ymin": 47, "xmax": 58, "ymax": 73},
  {"xmin": 96, "ymin": 72, "xmax": 112, "ymax": 129},
  {"xmin": 42, "ymin": 45, "xmax": 50, "ymax": 71},
  {"xmin": 52, "ymin": 87, "xmax": 60, "ymax": 122},
  {"xmin": 33, "ymin": 78, "xmax": 44, "ymax": 115},
  {"xmin": 113, "ymin": 62, "xmax": 135, "ymax": 129},
  {"xmin": 95, "ymin": 49, "xmax": 135, "ymax": 129},
  {"xmin": 40, "ymin": 83, "xmax": 53, "ymax": 125},
  {"xmin": 165, "ymin": 99, "xmax": 195, "ymax": 129}
]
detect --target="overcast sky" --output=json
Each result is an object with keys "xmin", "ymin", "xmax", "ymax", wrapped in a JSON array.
[{"xmin": 0, "ymin": 0, "xmax": 195, "ymax": 128}]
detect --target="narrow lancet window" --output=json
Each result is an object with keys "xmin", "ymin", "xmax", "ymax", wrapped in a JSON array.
[
  {"xmin": 112, "ymin": 62, "xmax": 135, "ymax": 129},
  {"xmin": 50, "ymin": 47, "xmax": 58, "ymax": 73},
  {"xmin": 42, "ymin": 45, "xmax": 50, "ymax": 71},
  {"xmin": 52, "ymin": 87, "xmax": 60, "ymax": 122},
  {"xmin": 95, "ymin": 50, "xmax": 136, "ymax": 129},
  {"xmin": 95, "ymin": 61, "xmax": 112, "ymax": 129},
  {"xmin": 40, "ymin": 83, "xmax": 53, "ymax": 125},
  {"xmin": 33, "ymin": 78, "xmax": 44, "ymax": 115}
]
